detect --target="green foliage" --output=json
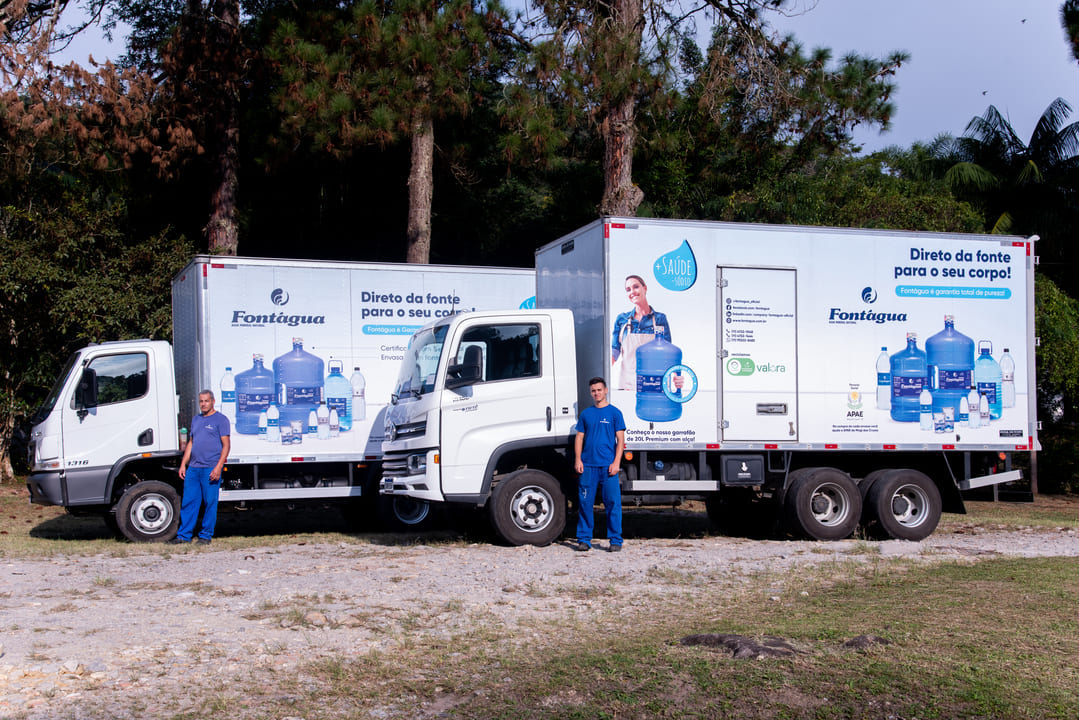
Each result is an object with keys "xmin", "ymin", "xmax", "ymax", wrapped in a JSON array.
[{"xmin": 1034, "ymin": 273, "xmax": 1079, "ymax": 493}]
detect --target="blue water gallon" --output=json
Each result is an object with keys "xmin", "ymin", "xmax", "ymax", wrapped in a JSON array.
[
  {"xmin": 324, "ymin": 359, "xmax": 353, "ymax": 432},
  {"xmin": 889, "ymin": 333, "xmax": 928, "ymax": 422},
  {"xmin": 636, "ymin": 335, "xmax": 682, "ymax": 422},
  {"xmin": 926, "ymin": 315, "xmax": 974, "ymax": 416},
  {"xmin": 273, "ymin": 338, "xmax": 325, "ymax": 427},
  {"xmin": 234, "ymin": 354, "xmax": 274, "ymax": 435},
  {"xmin": 974, "ymin": 340, "xmax": 1003, "ymax": 420}
]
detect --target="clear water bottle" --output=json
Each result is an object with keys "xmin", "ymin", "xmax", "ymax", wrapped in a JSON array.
[
  {"xmin": 926, "ymin": 315, "xmax": 974, "ymax": 415},
  {"xmin": 958, "ymin": 395, "xmax": 970, "ymax": 427},
  {"xmin": 875, "ymin": 347, "xmax": 891, "ymax": 411},
  {"xmin": 324, "ymin": 360, "xmax": 353, "ymax": 431},
  {"xmin": 1000, "ymin": 348, "xmax": 1016, "ymax": 408},
  {"xmin": 307, "ymin": 409, "xmax": 318, "ymax": 435},
  {"xmin": 329, "ymin": 408, "xmax": 340, "ymax": 438},
  {"xmin": 889, "ymin": 333, "xmax": 928, "ymax": 422},
  {"xmin": 974, "ymin": 340, "xmax": 1003, "ymax": 420},
  {"xmin": 273, "ymin": 338, "xmax": 324, "ymax": 428},
  {"xmin": 316, "ymin": 401, "xmax": 330, "ymax": 440},
  {"xmin": 919, "ymin": 387, "xmax": 933, "ymax": 430},
  {"xmin": 235, "ymin": 354, "xmax": 274, "ymax": 435},
  {"xmin": 220, "ymin": 367, "xmax": 236, "ymax": 420},
  {"xmin": 266, "ymin": 403, "xmax": 281, "ymax": 443},
  {"xmin": 258, "ymin": 409, "xmax": 268, "ymax": 439},
  {"xmin": 636, "ymin": 335, "xmax": 682, "ymax": 422},
  {"xmin": 967, "ymin": 386, "xmax": 981, "ymax": 429},
  {"xmin": 350, "ymin": 367, "xmax": 367, "ymax": 422},
  {"xmin": 979, "ymin": 391, "xmax": 991, "ymax": 425}
]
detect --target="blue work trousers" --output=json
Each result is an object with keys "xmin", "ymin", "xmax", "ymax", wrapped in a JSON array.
[
  {"xmin": 576, "ymin": 465, "xmax": 623, "ymax": 547},
  {"xmin": 177, "ymin": 467, "xmax": 220, "ymax": 541}
]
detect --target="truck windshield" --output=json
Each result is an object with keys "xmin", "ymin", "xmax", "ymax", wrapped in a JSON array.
[
  {"xmin": 392, "ymin": 324, "xmax": 448, "ymax": 402},
  {"xmin": 30, "ymin": 351, "xmax": 81, "ymax": 425}
]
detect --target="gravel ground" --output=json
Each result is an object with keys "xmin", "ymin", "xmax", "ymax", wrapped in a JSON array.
[{"xmin": 2, "ymin": 523, "xmax": 1079, "ymax": 719}]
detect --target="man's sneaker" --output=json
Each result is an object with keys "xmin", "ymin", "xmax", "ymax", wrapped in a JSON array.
[
  {"xmin": 167, "ymin": 537, "xmax": 187, "ymax": 545},
  {"xmin": 196, "ymin": 538, "xmax": 212, "ymax": 546},
  {"xmin": 608, "ymin": 544, "xmax": 623, "ymax": 553},
  {"xmin": 574, "ymin": 542, "xmax": 591, "ymax": 552}
]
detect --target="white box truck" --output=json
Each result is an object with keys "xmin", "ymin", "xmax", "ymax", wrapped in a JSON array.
[
  {"xmin": 26, "ymin": 256, "xmax": 535, "ymax": 541},
  {"xmin": 380, "ymin": 218, "xmax": 1039, "ymax": 545}
]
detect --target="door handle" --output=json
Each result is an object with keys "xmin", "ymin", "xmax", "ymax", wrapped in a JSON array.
[
  {"xmin": 546, "ymin": 406, "xmax": 552, "ymax": 432},
  {"xmin": 138, "ymin": 429, "xmax": 154, "ymax": 446}
]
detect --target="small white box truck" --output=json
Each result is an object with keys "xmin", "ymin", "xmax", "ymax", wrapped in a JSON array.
[
  {"xmin": 380, "ymin": 218, "xmax": 1039, "ymax": 545},
  {"xmin": 26, "ymin": 256, "xmax": 535, "ymax": 541}
]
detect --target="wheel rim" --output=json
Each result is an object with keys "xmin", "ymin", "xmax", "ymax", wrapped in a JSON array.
[
  {"xmin": 508, "ymin": 485, "xmax": 553, "ymax": 533},
  {"xmin": 809, "ymin": 483, "xmax": 852, "ymax": 528},
  {"xmin": 130, "ymin": 493, "xmax": 174, "ymax": 535},
  {"xmin": 393, "ymin": 497, "xmax": 431, "ymax": 526},
  {"xmin": 888, "ymin": 484, "xmax": 931, "ymax": 528}
]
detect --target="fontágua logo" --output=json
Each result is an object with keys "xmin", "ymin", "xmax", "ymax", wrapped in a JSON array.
[
  {"xmin": 828, "ymin": 287, "xmax": 907, "ymax": 325},
  {"xmin": 861, "ymin": 286, "xmax": 877, "ymax": 303},
  {"xmin": 271, "ymin": 288, "xmax": 290, "ymax": 306}
]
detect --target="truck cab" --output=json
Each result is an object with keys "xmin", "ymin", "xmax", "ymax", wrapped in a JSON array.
[
  {"xmin": 381, "ymin": 309, "xmax": 578, "ymax": 545},
  {"xmin": 27, "ymin": 340, "xmax": 181, "ymax": 538}
]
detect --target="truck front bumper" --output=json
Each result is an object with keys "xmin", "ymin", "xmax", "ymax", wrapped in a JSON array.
[
  {"xmin": 27, "ymin": 467, "xmax": 110, "ymax": 507},
  {"xmin": 380, "ymin": 448, "xmax": 444, "ymax": 503},
  {"xmin": 27, "ymin": 471, "xmax": 66, "ymax": 506}
]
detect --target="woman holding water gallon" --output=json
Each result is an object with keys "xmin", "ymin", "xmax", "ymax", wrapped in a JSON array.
[{"xmin": 611, "ymin": 275, "xmax": 674, "ymax": 391}]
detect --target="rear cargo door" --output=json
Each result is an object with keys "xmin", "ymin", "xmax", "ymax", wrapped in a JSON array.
[{"xmin": 719, "ymin": 267, "xmax": 798, "ymax": 442}]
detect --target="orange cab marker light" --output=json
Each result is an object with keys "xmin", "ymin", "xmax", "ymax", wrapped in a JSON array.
[
  {"xmin": 433, "ymin": 453, "xmax": 440, "ymax": 464},
  {"xmin": 624, "ymin": 451, "xmax": 634, "ymax": 461}
]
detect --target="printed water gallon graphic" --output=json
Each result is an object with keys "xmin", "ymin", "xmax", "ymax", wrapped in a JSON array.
[
  {"xmin": 889, "ymin": 333, "xmax": 928, "ymax": 423},
  {"xmin": 635, "ymin": 335, "xmax": 697, "ymax": 422},
  {"xmin": 234, "ymin": 354, "xmax": 274, "ymax": 435},
  {"xmin": 273, "ymin": 338, "xmax": 325, "ymax": 427},
  {"xmin": 926, "ymin": 315, "xmax": 974, "ymax": 416},
  {"xmin": 324, "ymin": 359, "xmax": 353, "ymax": 432},
  {"xmin": 652, "ymin": 240, "xmax": 697, "ymax": 291},
  {"xmin": 974, "ymin": 340, "xmax": 1003, "ymax": 420}
]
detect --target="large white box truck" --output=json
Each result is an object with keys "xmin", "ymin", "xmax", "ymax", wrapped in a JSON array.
[
  {"xmin": 380, "ymin": 218, "xmax": 1039, "ymax": 545},
  {"xmin": 26, "ymin": 256, "xmax": 535, "ymax": 541}
]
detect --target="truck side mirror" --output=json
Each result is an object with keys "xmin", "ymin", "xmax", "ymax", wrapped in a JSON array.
[
  {"xmin": 445, "ymin": 362, "xmax": 481, "ymax": 390},
  {"xmin": 75, "ymin": 368, "xmax": 98, "ymax": 415}
]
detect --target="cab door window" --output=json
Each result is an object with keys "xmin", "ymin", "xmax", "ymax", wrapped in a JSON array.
[
  {"xmin": 455, "ymin": 324, "xmax": 540, "ymax": 383},
  {"xmin": 79, "ymin": 353, "xmax": 149, "ymax": 406}
]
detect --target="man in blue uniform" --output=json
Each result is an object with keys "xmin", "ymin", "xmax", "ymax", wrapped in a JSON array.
[
  {"xmin": 171, "ymin": 390, "xmax": 231, "ymax": 545},
  {"xmin": 574, "ymin": 377, "xmax": 626, "ymax": 552}
]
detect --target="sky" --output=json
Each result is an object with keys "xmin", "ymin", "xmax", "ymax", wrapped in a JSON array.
[
  {"xmin": 764, "ymin": 0, "xmax": 1079, "ymax": 152},
  {"xmin": 60, "ymin": 0, "xmax": 1079, "ymax": 154}
]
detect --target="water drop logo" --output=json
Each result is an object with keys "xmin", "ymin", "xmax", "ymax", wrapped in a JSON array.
[
  {"xmin": 653, "ymin": 240, "xmax": 697, "ymax": 292},
  {"xmin": 861, "ymin": 286, "xmax": 877, "ymax": 304},
  {"xmin": 270, "ymin": 288, "xmax": 290, "ymax": 306},
  {"xmin": 519, "ymin": 296, "xmax": 536, "ymax": 309}
]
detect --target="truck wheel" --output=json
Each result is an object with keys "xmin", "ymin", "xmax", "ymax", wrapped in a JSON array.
[
  {"xmin": 858, "ymin": 469, "xmax": 892, "ymax": 524},
  {"xmin": 115, "ymin": 481, "xmax": 181, "ymax": 543},
  {"xmin": 785, "ymin": 468, "xmax": 861, "ymax": 540},
  {"xmin": 377, "ymin": 495, "xmax": 436, "ymax": 531},
  {"xmin": 865, "ymin": 469, "xmax": 941, "ymax": 541},
  {"xmin": 488, "ymin": 469, "xmax": 566, "ymax": 547}
]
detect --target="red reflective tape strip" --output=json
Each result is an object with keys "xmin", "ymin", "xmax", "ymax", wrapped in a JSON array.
[
  {"xmin": 706, "ymin": 443, "xmax": 720, "ymax": 449},
  {"xmin": 883, "ymin": 444, "xmax": 897, "ymax": 450},
  {"xmin": 764, "ymin": 444, "xmax": 778, "ymax": 449},
  {"xmin": 942, "ymin": 444, "xmax": 955, "ymax": 450},
  {"xmin": 825, "ymin": 444, "xmax": 838, "ymax": 449},
  {"xmin": 202, "ymin": 264, "xmax": 208, "ymax": 277},
  {"xmin": 211, "ymin": 263, "xmax": 225, "ymax": 268},
  {"xmin": 1015, "ymin": 444, "xmax": 1028, "ymax": 451}
]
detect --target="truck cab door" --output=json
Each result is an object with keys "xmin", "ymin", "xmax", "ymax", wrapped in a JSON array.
[
  {"xmin": 60, "ymin": 348, "xmax": 159, "ymax": 503},
  {"xmin": 439, "ymin": 317, "xmax": 555, "ymax": 497}
]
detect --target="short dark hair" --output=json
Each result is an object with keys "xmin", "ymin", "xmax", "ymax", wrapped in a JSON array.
[
  {"xmin": 199, "ymin": 390, "xmax": 215, "ymax": 400},
  {"xmin": 588, "ymin": 376, "xmax": 606, "ymax": 388}
]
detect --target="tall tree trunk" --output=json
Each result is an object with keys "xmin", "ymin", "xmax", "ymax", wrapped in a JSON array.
[
  {"xmin": 598, "ymin": 0, "xmax": 644, "ymax": 217},
  {"xmin": 406, "ymin": 104, "xmax": 434, "ymax": 264},
  {"xmin": 0, "ymin": 412, "xmax": 15, "ymax": 483},
  {"xmin": 206, "ymin": 0, "xmax": 240, "ymax": 256}
]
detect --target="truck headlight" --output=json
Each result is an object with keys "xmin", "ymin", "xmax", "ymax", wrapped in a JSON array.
[{"xmin": 407, "ymin": 453, "xmax": 427, "ymax": 475}]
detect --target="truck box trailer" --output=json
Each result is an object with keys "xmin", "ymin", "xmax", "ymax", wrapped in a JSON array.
[
  {"xmin": 26, "ymin": 256, "xmax": 535, "ymax": 541},
  {"xmin": 380, "ymin": 218, "xmax": 1038, "ymax": 545}
]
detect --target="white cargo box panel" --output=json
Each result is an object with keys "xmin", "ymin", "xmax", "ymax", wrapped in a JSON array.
[
  {"xmin": 173, "ymin": 256, "xmax": 535, "ymax": 463},
  {"xmin": 536, "ymin": 218, "xmax": 1037, "ymax": 453}
]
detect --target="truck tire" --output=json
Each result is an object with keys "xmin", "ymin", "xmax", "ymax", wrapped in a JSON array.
[
  {"xmin": 114, "ymin": 481, "xmax": 181, "ymax": 543},
  {"xmin": 488, "ymin": 469, "xmax": 566, "ymax": 547},
  {"xmin": 864, "ymin": 469, "xmax": 941, "ymax": 541},
  {"xmin": 784, "ymin": 467, "xmax": 861, "ymax": 540},
  {"xmin": 377, "ymin": 495, "xmax": 436, "ymax": 531},
  {"xmin": 858, "ymin": 469, "xmax": 892, "ymax": 524}
]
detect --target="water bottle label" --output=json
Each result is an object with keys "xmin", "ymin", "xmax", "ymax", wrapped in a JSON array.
[
  {"xmin": 222, "ymin": 390, "xmax": 237, "ymax": 403},
  {"xmin": 958, "ymin": 411, "xmax": 969, "ymax": 424},
  {"xmin": 238, "ymin": 393, "xmax": 272, "ymax": 413},
  {"xmin": 636, "ymin": 373, "xmax": 664, "ymax": 394},
  {"xmin": 877, "ymin": 372, "xmax": 890, "ymax": 386},
  {"xmin": 938, "ymin": 370, "xmax": 971, "ymax": 390},
  {"xmin": 327, "ymin": 397, "xmax": 348, "ymax": 416},
  {"xmin": 892, "ymin": 375, "xmax": 926, "ymax": 397},
  {"xmin": 977, "ymin": 382, "xmax": 998, "ymax": 404},
  {"xmin": 282, "ymin": 386, "xmax": 322, "ymax": 404},
  {"xmin": 267, "ymin": 417, "xmax": 279, "ymax": 428},
  {"xmin": 1002, "ymin": 372, "xmax": 1014, "ymax": 381}
]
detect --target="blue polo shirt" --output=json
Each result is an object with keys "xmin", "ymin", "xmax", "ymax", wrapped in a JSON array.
[
  {"xmin": 577, "ymin": 404, "xmax": 626, "ymax": 467},
  {"xmin": 189, "ymin": 411, "xmax": 230, "ymax": 468}
]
